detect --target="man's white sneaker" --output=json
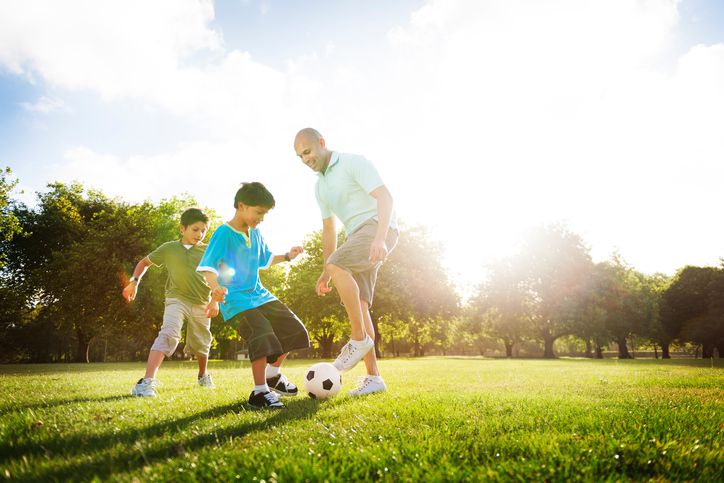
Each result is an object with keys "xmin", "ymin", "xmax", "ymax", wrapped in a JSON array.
[
  {"xmin": 348, "ymin": 376, "xmax": 386, "ymax": 397},
  {"xmin": 333, "ymin": 335, "xmax": 374, "ymax": 372},
  {"xmin": 131, "ymin": 378, "xmax": 159, "ymax": 397},
  {"xmin": 197, "ymin": 373, "xmax": 216, "ymax": 389}
]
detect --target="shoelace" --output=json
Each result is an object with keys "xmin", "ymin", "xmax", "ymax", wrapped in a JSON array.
[
  {"xmin": 340, "ymin": 343, "xmax": 358, "ymax": 362},
  {"xmin": 263, "ymin": 392, "xmax": 280, "ymax": 404},
  {"xmin": 354, "ymin": 377, "xmax": 372, "ymax": 390}
]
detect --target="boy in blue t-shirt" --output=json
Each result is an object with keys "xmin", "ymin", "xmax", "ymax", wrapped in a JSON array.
[{"xmin": 197, "ymin": 182, "xmax": 310, "ymax": 409}]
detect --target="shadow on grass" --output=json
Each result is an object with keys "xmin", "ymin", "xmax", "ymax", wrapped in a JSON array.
[
  {"xmin": 2, "ymin": 396, "xmax": 328, "ymax": 481},
  {"xmin": 0, "ymin": 394, "xmax": 131, "ymax": 414},
  {"xmin": 0, "ymin": 362, "xmax": 146, "ymax": 376}
]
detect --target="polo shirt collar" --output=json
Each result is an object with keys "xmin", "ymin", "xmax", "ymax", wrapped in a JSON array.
[{"xmin": 318, "ymin": 151, "xmax": 339, "ymax": 177}]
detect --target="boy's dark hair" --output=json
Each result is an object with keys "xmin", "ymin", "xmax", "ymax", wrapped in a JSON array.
[
  {"xmin": 180, "ymin": 208, "xmax": 209, "ymax": 227},
  {"xmin": 234, "ymin": 182, "xmax": 275, "ymax": 209}
]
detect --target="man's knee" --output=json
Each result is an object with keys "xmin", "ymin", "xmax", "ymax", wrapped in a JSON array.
[{"xmin": 325, "ymin": 263, "xmax": 347, "ymax": 277}]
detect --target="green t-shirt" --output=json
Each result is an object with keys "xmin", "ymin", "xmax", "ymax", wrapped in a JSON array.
[{"xmin": 148, "ymin": 241, "xmax": 211, "ymax": 305}]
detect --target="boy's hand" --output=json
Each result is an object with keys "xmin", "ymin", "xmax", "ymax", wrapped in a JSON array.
[
  {"xmin": 316, "ymin": 272, "xmax": 333, "ymax": 296},
  {"xmin": 287, "ymin": 246, "xmax": 304, "ymax": 260},
  {"xmin": 122, "ymin": 282, "xmax": 138, "ymax": 302},
  {"xmin": 211, "ymin": 285, "xmax": 228, "ymax": 303},
  {"xmin": 205, "ymin": 300, "xmax": 220, "ymax": 318}
]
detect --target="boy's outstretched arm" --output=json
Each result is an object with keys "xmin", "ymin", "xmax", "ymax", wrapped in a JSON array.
[
  {"xmin": 270, "ymin": 246, "xmax": 304, "ymax": 265},
  {"xmin": 122, "ymin": 257, "xmax": 153, "ymax": 302}
]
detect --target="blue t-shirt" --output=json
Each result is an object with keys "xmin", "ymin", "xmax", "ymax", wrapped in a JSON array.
[{"xmin": 196, "ymin": 223, "xmax": 276, "ymax": 320}]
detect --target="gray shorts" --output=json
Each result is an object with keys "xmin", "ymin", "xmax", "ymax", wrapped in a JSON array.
[
  {"xmin": 150, "ymin": 298, "xmax": 212, "ymax": 357},
  {"xmin": 327, "ymin": 219, "xmax": 399, "ymax": 306}
]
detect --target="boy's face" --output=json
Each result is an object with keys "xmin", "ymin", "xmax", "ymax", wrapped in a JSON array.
[
  {"xmin": 179, "ymin": 221, "xmax": 208, "ymax": 245},
  {"xmin": 238, "ymin": 203, "xmax": 270, "ymax": 228}
]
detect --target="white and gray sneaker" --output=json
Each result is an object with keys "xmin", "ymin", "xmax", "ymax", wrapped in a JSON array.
[
  {"xmin": 131, "ymin": 378, "xmax": 159, "ymax": 397},
  {"xmin": 333, "ymin": 335, "xmax": 374, "ymax": 372},
  {"xmin": 348, "ymin": 376, "xmax": 387, "ymax": 397},
  {"xmin": 197, "ymin": 373, "xmax": 216, "ymax": 389}
]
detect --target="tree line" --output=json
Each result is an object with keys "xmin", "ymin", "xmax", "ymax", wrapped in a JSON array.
[{"xmin": 0, "ymin": 168, "xmax": 721, "ymax": 362}]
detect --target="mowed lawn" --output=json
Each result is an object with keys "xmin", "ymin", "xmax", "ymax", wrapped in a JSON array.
[{"xmin": 1, "ymin": 358, "xmax": 722, "ymax": 482}]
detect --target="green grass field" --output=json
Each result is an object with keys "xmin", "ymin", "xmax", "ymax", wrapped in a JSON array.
[{"xmin": 1, "ymin": 358, "xmax": 722, "ymax": 482}]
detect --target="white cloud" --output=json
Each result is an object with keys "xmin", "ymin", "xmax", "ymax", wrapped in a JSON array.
[
  {"xmin": 380, "ymin": 0, "xmax": 723, "ymax": 278},
  {"xmin": 3, "ymin": 0, "xmax": 723, "ymax": 287},
  {"xmin": 19, "ymin": 95, "xmax": 65, "ymax": 113},
  {"xmin": 0, "ymin": 0, "xmax": 221, "ymax": 101}
]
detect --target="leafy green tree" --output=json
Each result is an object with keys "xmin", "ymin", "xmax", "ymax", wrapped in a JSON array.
[
  {"xmin": 638, "ymin": 272, "xmax": 671, "ymax": 358},
  {"xmin": 375, "ymin": 225, "xmax": 459, "ymax": 356},
  {"xmin": 5, "ymin": 182, "xmax": 215, "ymax": 362},
  {"xmin": 284, "ymin": 230, "xmax": 347, "ymax": 358},
  {"xmin": 660, "ymin": 266, "xmax": 715, "ymax": 358},
  {"xmin": 595, "ymin": 257, "xmax": 652, "ymax": 359},
  {"xmin": 470, "ymin": 258, "xmax": 533, "ymax": 357},
  {"xmin": 568, "ymin": 265, "xmax": 610, "ymax": 358},
  {"xmin": 0, "ymin": 167, "xmax": 23, "ymax": 267},
  {"xmin": 514, "ymin": 224, "xmax": 594, "ymax": 358}
]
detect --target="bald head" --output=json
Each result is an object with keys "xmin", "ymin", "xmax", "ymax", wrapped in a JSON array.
[
  {"xmin": 294, "ymin": 127, "xmax": 331, "ymax": 173},
  {"xmin": 294, "ymin": 127, "xmax": 323, "ymax": 145}
]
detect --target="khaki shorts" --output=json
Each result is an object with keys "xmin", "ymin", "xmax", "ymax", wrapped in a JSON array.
[
  {"xmin": 327, "ymin": 219, "xmax": 399, "ymax": 306},
  {"xmin": 150, "ymin": 298, "xmax": 212, "ymax": 357}
]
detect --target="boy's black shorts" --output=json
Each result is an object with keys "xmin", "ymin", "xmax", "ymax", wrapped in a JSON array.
[{"xmin": 228, "ymin": 300, "xmax": 310, "ymax": 363}]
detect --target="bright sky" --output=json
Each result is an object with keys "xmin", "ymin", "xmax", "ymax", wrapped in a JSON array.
[{"xmin": 1, "ymin": 0, "xmax": 723, "ymax": 294}]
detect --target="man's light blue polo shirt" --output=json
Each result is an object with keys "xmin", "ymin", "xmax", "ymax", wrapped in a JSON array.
[
  {"xmin": 196, "ymin": 223, "xmax": 276, "ymax": 320},
  {"xmin": 315, "ymin": 151, "xmax": 397, "ymax": 234}
]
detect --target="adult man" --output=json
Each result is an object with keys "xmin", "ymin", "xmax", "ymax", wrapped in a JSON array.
[{"xmin": 294, "ymin": 128, "xmax": 398, "ymax": 396}]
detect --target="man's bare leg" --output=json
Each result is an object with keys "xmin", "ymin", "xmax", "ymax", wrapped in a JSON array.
[
  {"xmin": 361, "ymin": 301, "xmax": 380, "ymax": 376},
  {"xmin": 326, "ymin": 263, "xmax": 366, "ymax": 340}
]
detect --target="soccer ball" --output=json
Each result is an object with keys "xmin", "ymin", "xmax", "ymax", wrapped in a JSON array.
[{"xmin": 304, "ymin": 362, "xmax": 342, "ymax": 400}]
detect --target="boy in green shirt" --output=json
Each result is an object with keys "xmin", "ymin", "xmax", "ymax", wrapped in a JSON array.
[{"xmin": 123, "ymin": 208, "xmax": 218, "ymax": 397}]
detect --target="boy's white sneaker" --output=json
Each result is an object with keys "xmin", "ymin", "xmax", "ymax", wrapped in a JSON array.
[
  {"xmin": 131, "ymin": 378, "xmax": 159, "ymax": 397},
  {"xmin": 333, "ymin": 335, "xmax": 374, "ymax": 372},
  {"xmin": 197, "ymin": 373, "xmax": 215, "ymax": 389},
  {"xmin": 348, "ymin": 376, "xmax": 386, "ymax": 397}
]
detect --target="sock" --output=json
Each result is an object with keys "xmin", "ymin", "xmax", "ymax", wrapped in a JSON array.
[
  {"xmin": 253, "ymin": 384, "xmax": 269, "ymax": 394},
  {"xmin": 367, "ymin": 375, "xmax": 383, "ymax": 382},
  {"xmin": 265, "ymin": 365, "xmax": 280, "ymax": 379},
  {"xmin": 350, "ymin": 337, "xmax": 370, "ymax": 348}
]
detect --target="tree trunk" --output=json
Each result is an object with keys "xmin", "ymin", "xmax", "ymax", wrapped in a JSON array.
[
  {"xmin": 653, "ymin": 343, "xmax": 658, "ymax": 359},
  {"xmin": 584, "ymin": 338, "xmax": 593, "ymax": 358},
  {"xmin": 617, "ymin": 335, "xmax": 632, "ymax": 359},
  {"xmin": 702, "ymin": 342, "xmax": 714, "ymax": 359},
  {"xmin": 371, "ymin": 313, "xmax": 382, "ymax": 358},
  {"xmin": 390, "ymin": 334, "xmax": 396, "ymax": 359},
  {"xmin": 717, "ymin": 342, "xmax": 724, "ymax": 359},
  {"xmin": 543, "ymin": 336, "xmax": 556, "ymax": 358},
  {"xmin": 76, "ymin": 328, "xmax": 90, "ymax": 363},
  {"xmin": 317, "ymin": 335, "xmax": 334, "ymax": 359},
  {"xmin": 595, "ymin": 344, "xmax": 604, "ymax": 359},
  {"xmin": 661, "ymin": 342, "xmax": 670, "ymax": 359},
  {"xmin": 504, "ymin": 340, "xmax": 514, "ymax": 358}
]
